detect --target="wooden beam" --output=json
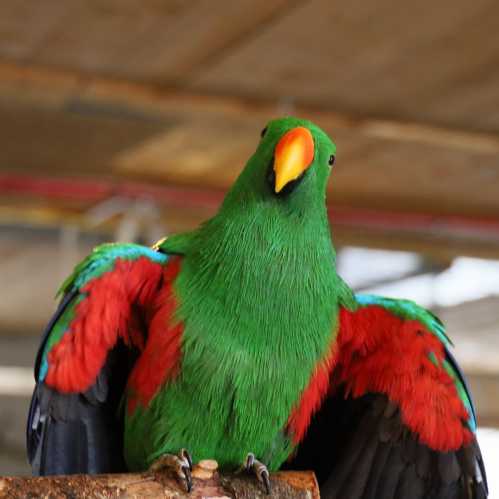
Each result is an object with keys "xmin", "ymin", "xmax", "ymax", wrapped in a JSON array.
[
  {"xmin": 0, "ymin": 469, "xmax": 319, "ymax": 499},
  {"xmin": 1, "ymin": 60, "xmax": 499, "ymax": 155}
]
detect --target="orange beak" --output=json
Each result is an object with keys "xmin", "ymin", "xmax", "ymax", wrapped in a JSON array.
[{"xmin": 273, "ymin": 127, "xmax": 314, "ymax": 193}]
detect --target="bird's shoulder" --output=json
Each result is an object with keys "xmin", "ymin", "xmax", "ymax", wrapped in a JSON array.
[{"xmin": 57, "ymin": 242, "xmax": 170, "ymax": 297}]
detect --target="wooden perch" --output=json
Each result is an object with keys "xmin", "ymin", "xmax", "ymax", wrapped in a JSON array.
[{"xmin": 0, "ymin": 460, "xmax": 319, "ymax": 499}]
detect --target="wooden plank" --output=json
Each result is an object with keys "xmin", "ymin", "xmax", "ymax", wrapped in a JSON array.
[
  {"xmin": 0, "ymin": 1, "xmax": 72, "ymax": 60},
  {"xmin": 1, "ymin": 60, "xmax": 499, "ymax": 153},
  {"xmin": 2, "ymin": 1, "xmax": 499, "ymax": 135},
  {"xmin": 192, "ymin": 0, "xmax": 499, "ymax": 133},
  {"xmin": 0, "ymin": 0, "xmax": 295, "ymax": 82},
  {"xmin": 2, "ymin": 60, "xmax": 499, "ymax": 154},
  {"xmin": 328, "ymin": 130, "xmax": 499, "ymax": 218},
  {"xmin": 0, "ymin": 98, "xmax": 169, "ymax": 175},
  {"xmin": 2, "ymin": 0, "xmax": 499, "ymax": 137}
]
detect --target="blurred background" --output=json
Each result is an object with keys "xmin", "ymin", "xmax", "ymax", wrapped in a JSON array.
[{"xmin": 0, "ymin": 0, "xmax": 498, "ymax": 494}]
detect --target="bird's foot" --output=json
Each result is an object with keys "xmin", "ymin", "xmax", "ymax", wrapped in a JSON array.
[
  {"xmin": 244, "ymin": 452, "xmax": 271, "ymax": 495},
  {"xmin": 149, "ymin": 448, "xmax": 193, "ymax": 493}
]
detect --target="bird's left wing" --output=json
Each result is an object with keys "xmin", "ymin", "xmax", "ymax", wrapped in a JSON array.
[{"xmin": 287, "ymin": 294, "xmax": 488, "ymax": 499}]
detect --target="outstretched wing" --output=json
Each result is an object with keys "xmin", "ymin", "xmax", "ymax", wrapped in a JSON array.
[
  {"xmin": 287, "ymin": 294, "xmax": 488, "ymax": 499},
  {"xmin": 27, "ymin": 243, "xmax": 171, "ymax": 475}
]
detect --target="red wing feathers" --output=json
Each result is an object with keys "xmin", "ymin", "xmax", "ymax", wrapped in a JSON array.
[
  {"xmin": 336, "ymin": 305, "xmax": 472, "ymax": 451},
  {"xmin": 45, "ymin": 256, "xmax": 166, "ymax": 393},
  {"xmin": 126, "ymin": 256, "xmax": 184, "ymax": 413}
]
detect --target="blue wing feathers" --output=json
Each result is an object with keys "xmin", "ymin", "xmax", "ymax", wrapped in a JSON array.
[
  {"xmin": 34, "ymin": 288, "xmax": 79, "ymax": 381},
  {"xmin": 58, "ymin": 243, "xmax": 168, "ymax": 297}
]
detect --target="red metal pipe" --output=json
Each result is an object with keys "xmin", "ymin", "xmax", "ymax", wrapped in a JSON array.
[{"xmin": 1, "ymin": 172, "xmax": 499, "ymax": 239}]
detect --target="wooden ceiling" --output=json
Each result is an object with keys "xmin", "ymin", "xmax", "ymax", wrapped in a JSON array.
[{"xmin": 1, "ymin": 0, "xmax": 499, "ymax": 258}]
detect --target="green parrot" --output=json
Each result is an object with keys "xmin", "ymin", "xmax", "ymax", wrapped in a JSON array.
[{"xmin": 27, "ymin": 117, "xmax": 487, "ymax": 498}]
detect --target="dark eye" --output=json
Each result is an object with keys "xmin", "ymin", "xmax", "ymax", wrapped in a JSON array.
[
  {"xmin": 328, "ymin": 154, "xmax": 335, "ymax": 166},
  {"xmin": 260, "ymin": 127, "xmax": 268, "ymax": 138}
]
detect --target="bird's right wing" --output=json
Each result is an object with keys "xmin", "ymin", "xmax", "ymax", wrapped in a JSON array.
[{"xmin": 27, "ymin": 242, "xmax": 177, "ymax": 475}]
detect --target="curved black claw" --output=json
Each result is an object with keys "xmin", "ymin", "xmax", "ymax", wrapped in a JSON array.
[
  {"xmin": 149, "ymin": 449, "xmax": 194, "ymax": 493},
  {"xmin": 261, "ymin": 468, "xmax": 271, "ymax": 495},
  {"xmin": 180, "ymin": 448, "xmax": 193, "ymax": 471},
  {"xmin": 180, "ymin": 448, "xmax": 193, "ymax": 492},
  {"xmin": 245, "ymin": 453, "xmax": 272, "ymax": 495},
  {"xmin": 182, "ymin": 464, "xmax": 193, "ymax": 493}
]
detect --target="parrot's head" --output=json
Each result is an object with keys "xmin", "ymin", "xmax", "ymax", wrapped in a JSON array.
[
  {"xmin": 260, "ymin": 117, "xmax": 336, "ymax": 198},
  {"xmin": 165, "ymin": 117, "xmax": 338, "ymax": 257},
  {"xmin": 222, "ymin": 116, "xmax": 336, "ymax": 217}
]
